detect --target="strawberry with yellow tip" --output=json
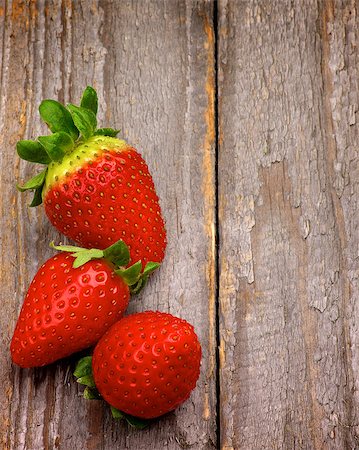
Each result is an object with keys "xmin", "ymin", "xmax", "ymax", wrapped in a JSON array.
[{"xmin": 17, "ymin": 87, "xmax": 166, "ymax": 267}]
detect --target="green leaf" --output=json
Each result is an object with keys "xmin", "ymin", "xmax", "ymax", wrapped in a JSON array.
[
  {"xmin": 17, "ymin": 169, "xmax": 47, "ymax": 192},
  {"xmin": 115, "ymin": 261, "xmax": 142, "ymax": 286},
  {"xmin": 127, "ymin": 261, "xmax": 159, "ymax": 294},
  {"xmin": 50, "ymin": 243, "xmax": 105, "ymax": 268},
  {"xmin": 71, "ymin": 249, "xmax": 104, "ymax": 268},
  {"xmin": 67, "ymin": 104, "xmax": 97, "ymax": 140},
  {"xmin": 77, "ymin": 374, "xmax": 96, "ymax": 388},
  {"xmin": 83, "ymin": 386, "xmax": 101, "ymax": 400},
  {"xmin": 50, "ymin": 242, "xmax": 86, "ymax": 253},
  {"xmin": 74, "ymin": 357, "xmax": 99, "ymax": 394},
  {"xmin": 52, "ymin": 240, "xmax": 131, "ymax": 270},
  {"xmin": 103, "ymin": 240, "xmax": 130, "ymax": 267},
  {"xmin": 129, "ymin": 278, "xmax": 145, "ymax": 295},
  {"xmin": 124, "ymin": 414, "xmax": 151, "ymax": 429},
  {"xmin": 80, "ymin": 86, "xmax": 98, "ymax": 115},
  {"xmin": 111, "ymin": 406, "xmax": 124, "ymax": 419},
  {"xmin": 74, "ymin": 356, "xmax": 93, "ymax": 378},
  {"xmin": 142, "ymin": 262, "xmax": 160, "ymax": 277},
  {"xmin": 17, "ymin": 140, "xmax": 51, "ymax": 164},
  {"xmin": 110, "ymin": 406, "xmax": 150, "ymax": 429},
  {"xmin": 29, "ymin": 187, "xmax": 43, "ymax": 207},
  {"xmin": 38, "ymin": 132, "xmax": 74, "ymax": 162},
  {"xmin": 39, "ymin": 99, "xmax": 79, "ymax": 141},
  {"xmin": 94, "ymin": 128, "xmax": 120, "ymax": 137}
]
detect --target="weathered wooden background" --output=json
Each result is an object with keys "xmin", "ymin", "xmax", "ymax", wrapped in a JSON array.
[{"xmin": 0, "ymin": 0, "xmax": 358, "ymax": 449}]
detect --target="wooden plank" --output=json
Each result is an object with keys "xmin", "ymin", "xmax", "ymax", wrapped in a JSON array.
[
  {"xmin": 0, "ymin": 1, "xmax": 217, "ymax": 449},
  {"xmin": 218, "ymin": 0, "xmax": 359, "ymax": 449}
]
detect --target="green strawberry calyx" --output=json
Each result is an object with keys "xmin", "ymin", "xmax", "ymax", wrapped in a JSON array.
[
  {"xmin": 74, "ymin": 356, "xmax": 151, "ymax": 429},
  {"xmin": 51, "ymin": 239, "xmax": 160, "ymax": 294},
  {"xmin": 17, "ymin": 86, "xmax": 122, "ymax": 207}
]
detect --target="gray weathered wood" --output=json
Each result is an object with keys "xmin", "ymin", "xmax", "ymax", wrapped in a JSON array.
[
  {"xmin": 4, "ymin": 0, "xmax": 359, "ymax": 448},
  {"xmin": 218, "ymin": 0, "xmax": 359, "ymax": 449},
  {"xmin": 0, "ymin": 1, "xmax": 216, "ymax": 449}
]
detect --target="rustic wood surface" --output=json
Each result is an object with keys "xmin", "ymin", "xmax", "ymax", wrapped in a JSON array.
[
  {"xmin": 1, "ymin": 0, "xmax": 359, "ymax": 449},
  {"xmin": 218, "ymin": 0, "xmax": 359, "ymax": 449},
  {"xmin": 0, "ymin": 1, "xmax": 216, "ymax": 449}
]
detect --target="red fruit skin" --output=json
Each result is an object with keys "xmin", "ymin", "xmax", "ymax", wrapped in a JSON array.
[
  {"xmin": 92, "ymin": 311, "xmax": 202, "ymax": 419},
  {"xmin": 44, "ymin": 147, "xmax": 166, "ymax": 265},
  {"xmin": 11, "ymin": 253, "xmax": 129, "ymax": 368}
]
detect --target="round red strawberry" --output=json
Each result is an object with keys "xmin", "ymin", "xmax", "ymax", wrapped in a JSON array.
[
  {"xmin": 17, "ymin": 87, "xmax": 166, "ymax": 266},
  {"xmin": 11, "ymin": 240, "xmax": 158, "ymax": 368},
  {"xmin": 90, "ymin": 311, "xmax": 201, "ymax": 419}
]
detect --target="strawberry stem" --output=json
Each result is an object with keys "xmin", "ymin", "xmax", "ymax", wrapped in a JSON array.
[
  {"xmin": 115, "ymin": 260, "xmax": 160, "ymax": 294},
  {"xmin": 50, "ymin": 240, "xmax": 160, "ymax": 291},
  {"xmin": 50, "ymin": 241, "xmax": 105, "ymax": 268}
]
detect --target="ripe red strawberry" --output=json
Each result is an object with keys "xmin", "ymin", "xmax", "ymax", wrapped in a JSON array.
[
  {"xmin": 17, "ymin": 87, "xmax": 166, "ymax": 266},
  {"xmin": 11, "ymin": 240, "xmax": 158, "ymax": 368},
  {"xmin": 86, "ymin": 311, "xmax": 202, "ymax": 420}
]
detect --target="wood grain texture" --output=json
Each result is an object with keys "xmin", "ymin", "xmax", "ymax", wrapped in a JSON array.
[
  {"xmin": 4, "ymin": 0, "xmax": 359, "ymax": 449},
  {"xmin": 0, "ymin": 1, "xmax": 216, "ymax": 449},
  {"xmin": 218, "ymin": 1, "xmax": 359, "ymax": 449}
]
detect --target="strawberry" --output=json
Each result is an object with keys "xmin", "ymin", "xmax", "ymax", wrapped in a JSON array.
[
  {"xmin": 17, "ymin": 86, "xmax": 166, "ymax": 266},
  {"xmin": 11, "ymin": 240, "xmax": 159, "ymax": 368},
  {"xmin": 75, "ymin": 311, "xmax": 201, "ymax": 421}
]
